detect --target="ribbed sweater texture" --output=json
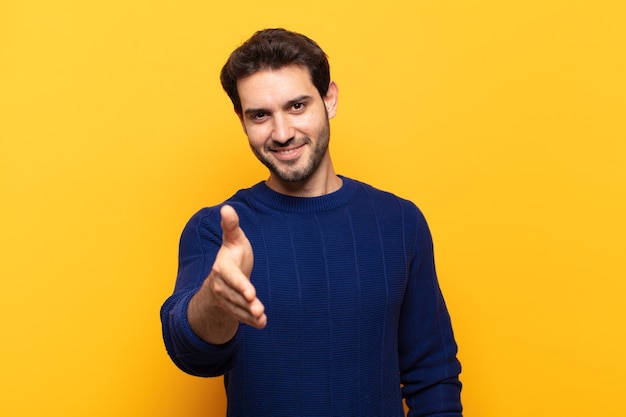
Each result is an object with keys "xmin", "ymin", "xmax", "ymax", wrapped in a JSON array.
[{"xmin": 161, "ymin": 177, "xmax": 462, "ymax": 417}]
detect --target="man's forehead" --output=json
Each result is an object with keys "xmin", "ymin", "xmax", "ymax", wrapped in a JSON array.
[
  {"xmin": 239, "ymin": 65, "xmax": 313, "ymax": 86},
  {"xmin": 237, "ymin": 65, "xmax": 318, "ymax": 108}
]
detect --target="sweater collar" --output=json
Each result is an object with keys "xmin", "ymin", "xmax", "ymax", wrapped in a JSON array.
[{"xmin": 246, "ymin": 175, "xmax": 356, "ymax": 213}]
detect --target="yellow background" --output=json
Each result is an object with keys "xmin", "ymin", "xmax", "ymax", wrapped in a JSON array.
[{"xmin": 1, "ymin": 1, "xmax": 625, "ymax": 416}]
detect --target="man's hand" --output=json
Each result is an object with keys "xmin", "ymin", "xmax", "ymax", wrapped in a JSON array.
[{"xmin": 188, "ymin": 205, "xmax": 267, "ymax": 344}]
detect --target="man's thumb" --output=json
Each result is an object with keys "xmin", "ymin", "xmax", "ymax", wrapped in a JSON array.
[{"xmin": 220, "ymin": 205, "xmax": 244, "ymax": 243}]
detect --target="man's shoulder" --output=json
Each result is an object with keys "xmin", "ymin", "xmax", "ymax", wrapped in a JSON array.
[{"xmin": 344, "ymin": 177, "xmax": 419, "ymax": 210}]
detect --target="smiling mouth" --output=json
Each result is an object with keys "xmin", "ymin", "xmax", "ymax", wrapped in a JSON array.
[
  {"xmin": 271, "ymin": 143, "xmax": 305, "ymax": 159},
  {"xmin": 276, "ymin": 148, "xmax": 299, "ymax": 155}
]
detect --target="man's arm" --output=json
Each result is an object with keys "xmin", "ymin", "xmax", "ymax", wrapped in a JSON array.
[
  {"xmin": 399, "ymin": 208, "xmax": 462, "ymax": 416},
  {"xmin": 160, "ymin": 204, "xmax": 266, "ymax": 376},
  {"xmin": 187, "ymin": 204, "xmax": 266, "ymax": 344}
]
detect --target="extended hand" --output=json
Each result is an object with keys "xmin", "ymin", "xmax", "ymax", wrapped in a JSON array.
[
  {"xmin": 188, "ymin": 205, "xmax": 266, "ymax": 345},
  {"xmin": 210, "ymin": 205, "xmax": 266, "ymax": 328}
]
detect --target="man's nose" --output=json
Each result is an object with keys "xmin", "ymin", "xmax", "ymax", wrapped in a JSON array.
[{"xmin": 271, "ymin": 114, "xmax": 294, "ymax": 143}]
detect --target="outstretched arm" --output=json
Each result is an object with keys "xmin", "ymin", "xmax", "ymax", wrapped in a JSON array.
[{"xmin": 188, "ymin": 204, "xmax": 266, "ymax": 345}]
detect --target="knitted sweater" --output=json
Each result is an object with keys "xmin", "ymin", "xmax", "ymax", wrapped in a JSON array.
[{"xmin": 161, "ymin": 176, "xmax": 462, "ymax": 417}]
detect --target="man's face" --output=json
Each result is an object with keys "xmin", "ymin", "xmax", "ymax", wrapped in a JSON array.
[{"xmin": 236, "ymin": 65, "xmax": 338, "ymax": 185}]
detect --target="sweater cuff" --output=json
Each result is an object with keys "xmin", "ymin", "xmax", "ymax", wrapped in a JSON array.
[{"xmin": 179, "ymin": 292, "xmax": 239, "ymax": 352}]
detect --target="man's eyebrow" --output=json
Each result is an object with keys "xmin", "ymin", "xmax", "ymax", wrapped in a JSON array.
[
  {"xmin": 243, "ymin": 106, "xmax": 269, "ymax": 117},
  {"xmin": 284, "ymin": 95, "xmax": 314, "ymax": 109},
  {"xmin": 243, "ymin": 95, "xmax": 314, "ymax": 117}
]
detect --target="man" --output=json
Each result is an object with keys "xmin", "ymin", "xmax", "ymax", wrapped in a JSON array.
[{"xmin": 161, "ymin": 28, "xmax": 462, "ymax": 416}]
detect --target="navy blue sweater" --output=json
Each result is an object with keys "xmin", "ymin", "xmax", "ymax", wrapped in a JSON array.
[{"xmin": 161, "ymin": 177, "xmax": 462, "ymax": 416}]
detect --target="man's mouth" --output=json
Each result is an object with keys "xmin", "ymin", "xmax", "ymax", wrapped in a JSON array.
[{"xmin": 271, "ymin": 144, "xmax": 305, "ymax": 160}]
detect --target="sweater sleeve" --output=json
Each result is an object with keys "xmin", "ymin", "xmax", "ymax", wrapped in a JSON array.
[
  {"xmin": 398, "ymin": 208, "xmax": 463, "ymax": 416},
  {"xmin": 160, "ymin": 208, "xmax": 239, "ymax": 377}
]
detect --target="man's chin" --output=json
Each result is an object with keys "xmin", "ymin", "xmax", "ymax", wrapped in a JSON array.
[
  {"xmin": 273, "ymin": 171, "xmax": 311, "ymax": 183},
  {"xmin": 264, "ymin": 160, "xmax": 312, "ymax": 183}
]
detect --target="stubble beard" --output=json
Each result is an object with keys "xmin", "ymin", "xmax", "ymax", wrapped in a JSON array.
[{"xmin": 251, "ymin": 121, "xmax": 330, "ymax": 183}]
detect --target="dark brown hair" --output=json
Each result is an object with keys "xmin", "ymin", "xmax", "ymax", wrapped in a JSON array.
[{"xmin": 220, "ymin": 28, "xmax": 331, "ymax": 114}]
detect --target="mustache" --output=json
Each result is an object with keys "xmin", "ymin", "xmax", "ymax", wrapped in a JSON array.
[{"xmin": 267, "ymin": 137, "xmax": 310, "ymax": 149}]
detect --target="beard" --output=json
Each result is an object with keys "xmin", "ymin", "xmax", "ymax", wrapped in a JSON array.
[{"xmin": 250, "ymin": 119, "xmax": 330, "ymax": 183}]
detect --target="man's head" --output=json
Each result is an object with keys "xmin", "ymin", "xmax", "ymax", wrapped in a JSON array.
[{"xmin": 220, "ymin": 28, "xmax": 331, "ymax": 115}]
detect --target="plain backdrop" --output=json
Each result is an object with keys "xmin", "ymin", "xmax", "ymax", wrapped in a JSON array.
[{"xmin": 1, "ymin": 1, "xmax": 625, "ymax": 416}]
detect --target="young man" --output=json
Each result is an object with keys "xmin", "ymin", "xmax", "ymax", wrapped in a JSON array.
[{"xmin": 161, "ymin": 28, "xmax": 462, "ymax": 416}]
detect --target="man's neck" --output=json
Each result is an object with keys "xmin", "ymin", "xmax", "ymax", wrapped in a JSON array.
[{"xmin": 266, "ymin": 167, "xmax": 342, "ymax": 197}]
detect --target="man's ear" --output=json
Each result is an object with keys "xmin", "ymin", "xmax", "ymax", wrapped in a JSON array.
[{"xmin": 323, "ymin": 81, "xmax": 339, "ymax": 119}]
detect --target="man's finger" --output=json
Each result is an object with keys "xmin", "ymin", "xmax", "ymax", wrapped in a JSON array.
[
  {"xmin": 213, "ymin": 260, "xmax": 257, "ymax": 302},
  {"xmin": 220, "ymin": 205, "xmax": 247, "ymax": 245},
  {"xmin": 211, "ymin": 275, "xmax": 267, "ymax": 328}
]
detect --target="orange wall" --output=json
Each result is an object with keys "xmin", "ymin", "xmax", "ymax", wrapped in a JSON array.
[{"xmin": 1, "ymin": 1, "xmax": 625, "ymax": 416}]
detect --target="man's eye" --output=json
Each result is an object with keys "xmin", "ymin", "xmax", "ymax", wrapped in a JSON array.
[
  {"xmin": 253, "ymin": 112, "xmax": 267, "ymax": 120},
  {"xmin": 293, "ymin": 103, "xmax": 304, "ymax": 110}
]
